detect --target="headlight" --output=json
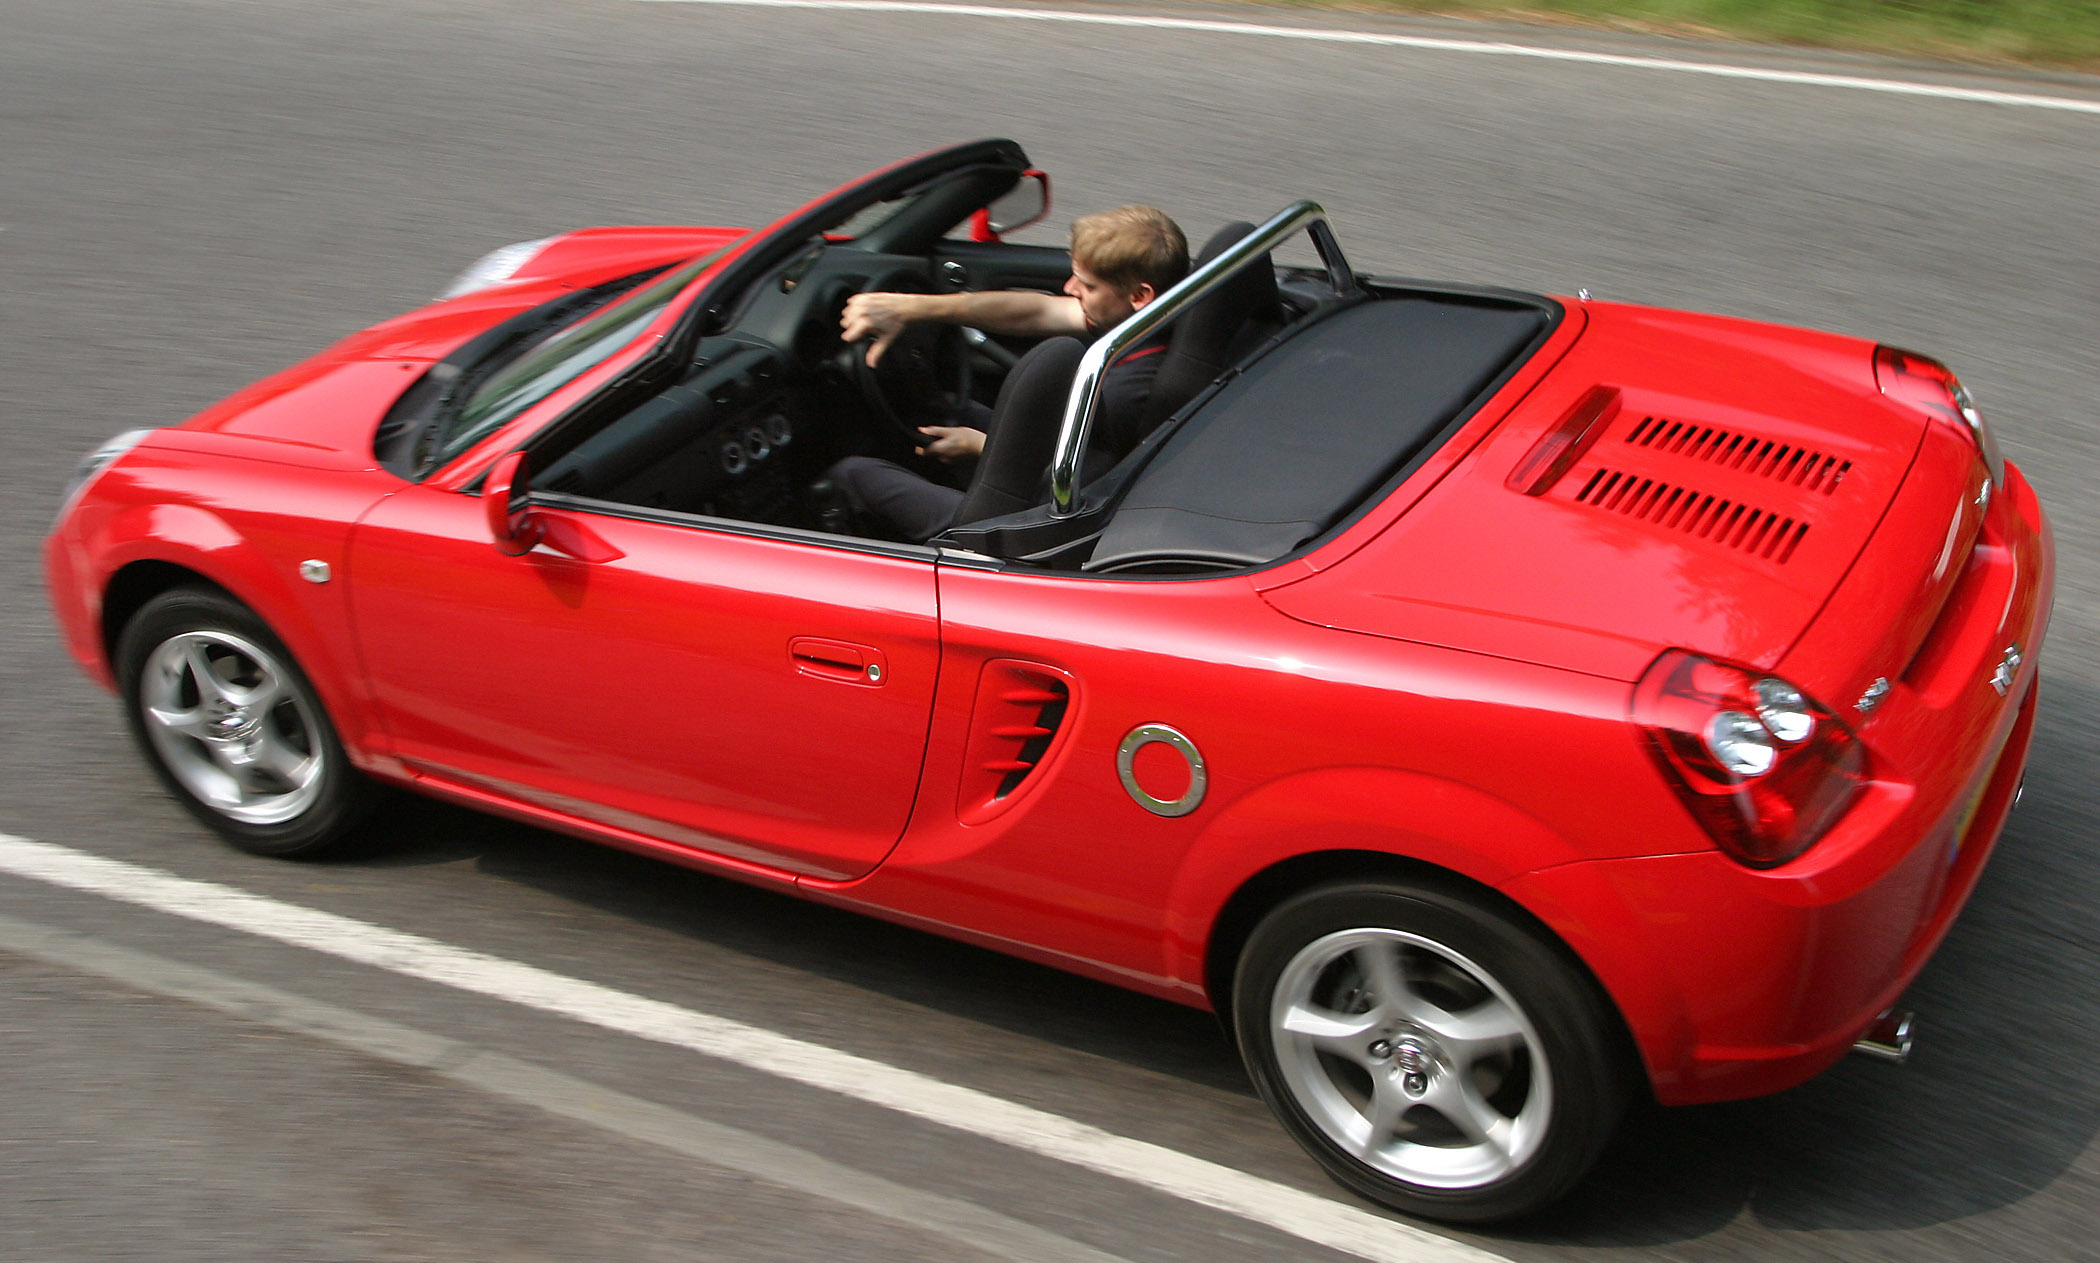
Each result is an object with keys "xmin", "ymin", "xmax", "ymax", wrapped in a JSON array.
[
  {"xmin": 438, "ymin": 236, "xmax": 557, "ymax": 300},
  {"xmin": 57, "ymin": 428, "xmax": 154, "ymax": 524}
]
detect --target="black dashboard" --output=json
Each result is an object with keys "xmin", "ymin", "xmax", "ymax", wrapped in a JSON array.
[{"xmin": 534, "ymin": 336, "xmax": 817, "ymax": 527}]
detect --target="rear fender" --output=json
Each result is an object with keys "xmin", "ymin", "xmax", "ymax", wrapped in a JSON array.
[
  {"xmin": 1495, "ymin": 861, "xmax": 1693, "ymax": 1098},
  {"xmin": 1164, "ymin": 765, "xmax": 1685, "ymax": 1089},
  {"xmin": 1164, "ymin": 766, "xmax": 1583, "ymax": 987}
]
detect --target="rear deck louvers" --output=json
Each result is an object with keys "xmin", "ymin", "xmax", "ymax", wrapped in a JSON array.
[
  {"xmin": 1626, "ymin": 416, "xmax": 1850, "ymax": 494},
  {"xmin": 1574, "ymin": 470, "xmax": 1810, "ymax": 563}
]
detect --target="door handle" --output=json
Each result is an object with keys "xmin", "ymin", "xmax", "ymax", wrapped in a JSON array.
[{"xmin": 789, "ymin": 637, "xmax": 888, "ymax": 686}]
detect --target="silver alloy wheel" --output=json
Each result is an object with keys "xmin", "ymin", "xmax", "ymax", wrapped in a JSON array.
[
  {"xmin": 138, "ymin": 629, "xmax": 325, "ymax": 826},
  {"xmin": 1269, "ymin": 927, "xmax": 1552, "ymax": 1190}
]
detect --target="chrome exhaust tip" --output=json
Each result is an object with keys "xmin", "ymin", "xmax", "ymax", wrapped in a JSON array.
[{"xmin": 1852, "ymin": 1008, "xmax": 1915, "ymax": 1064}]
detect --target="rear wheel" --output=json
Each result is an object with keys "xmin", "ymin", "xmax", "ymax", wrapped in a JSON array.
[
  {"xmin": 1234, "ymin": 880, "xmax": 1627, "ymax": 1223},
  {"xmin": 116, "ymin": 587, "xmax": 376, "ymax": 858}
]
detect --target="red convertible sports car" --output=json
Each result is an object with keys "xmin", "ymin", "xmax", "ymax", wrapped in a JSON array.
[{"xmin": 46, "ymin": 139, "xmax": 2053, "ymax": 1222}]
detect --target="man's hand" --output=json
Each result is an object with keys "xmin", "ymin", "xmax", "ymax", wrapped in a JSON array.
[
  {"xmin": 841, "ymin": 292, "xmax": 919, "ymax": 367},
  {"xmin": 915, "ymin": 425, "xmax": 985, "ymax": 464}
]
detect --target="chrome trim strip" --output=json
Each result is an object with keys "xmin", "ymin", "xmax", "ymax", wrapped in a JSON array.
[
  {"xmin": 530, "ymin": 491, "xmax": 941, "ymax": 563},
  {"xmin": 1048, "ymin": 200, "xmax": 1357, "ymax": 516}
]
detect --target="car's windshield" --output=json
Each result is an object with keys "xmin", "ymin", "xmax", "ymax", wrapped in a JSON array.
[
  {"xmin": 430, "ymin": 236, "xmax": 748, "ymax": 467},
  {"xmin": 826, "ymin": 192, "xmax": 913, "ymax": 239}
]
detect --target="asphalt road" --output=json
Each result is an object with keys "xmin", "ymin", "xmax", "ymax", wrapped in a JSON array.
[{"xmin": 3, "ymin": 1, "xmax": 2098, "ymax": 1260}]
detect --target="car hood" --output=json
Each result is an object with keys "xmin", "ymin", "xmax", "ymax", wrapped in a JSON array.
[
  {"xmin": 1261, "ymin": 301, "xmax": 1929, "ymax": 682},
  {"xmin": 170, "ymin": 225, "xmax": 745, "ymax": 460}
]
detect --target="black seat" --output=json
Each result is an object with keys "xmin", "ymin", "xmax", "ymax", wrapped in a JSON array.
[
  {"xmin": 1137, "ymin": 221, "xmax": 1284, "ymax": 434},
  {"xmin": 950, "ymin": 336, "xmax": 1086, "ymax": 528}
]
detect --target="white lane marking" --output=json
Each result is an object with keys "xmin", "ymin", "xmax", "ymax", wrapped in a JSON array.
[
  {"xmin": 0, "ymin": 835, "xmax": 1506, "ymax": 1263},
  {"xmin": 636, "ymin": 0, "xmax": 2100, "ymax": 117},
  {"xmin": 0, "ymin": 912, "xmax": 1131, "ymax": 1263}
]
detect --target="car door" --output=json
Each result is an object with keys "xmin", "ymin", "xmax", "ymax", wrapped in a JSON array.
[{"xmin": 346, "ymin": 487, "xmax": 940, "ymax": 881}]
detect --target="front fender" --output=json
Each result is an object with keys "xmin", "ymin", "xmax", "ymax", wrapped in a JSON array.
[{"xmin": 70, "ymin": 470, "xmax": 396, "ymax": 768}]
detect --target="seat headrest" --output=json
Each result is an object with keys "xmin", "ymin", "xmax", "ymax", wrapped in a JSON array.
[{"xmin": 1136, "ymin": 222, "xmax": 1282, "ymax": 433}]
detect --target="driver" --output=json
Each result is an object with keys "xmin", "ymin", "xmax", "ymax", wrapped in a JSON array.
[{"xmin": 826, "ymin": 205, "xmax": 1189, "ymax": 542}]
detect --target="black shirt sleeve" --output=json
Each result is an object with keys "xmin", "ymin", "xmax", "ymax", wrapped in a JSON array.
[{"xmin": 1091, "ymin": 341, "xmax": 1169, "ymax": 460}]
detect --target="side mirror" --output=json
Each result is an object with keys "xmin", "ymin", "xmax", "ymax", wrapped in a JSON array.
[
  {"xmin": 484, "ymin": 450, "xmax": 543, "ymax": 556},
  {"xmin": 969, "ymin": 169, "xmax": 1051, "ymax": 242}
]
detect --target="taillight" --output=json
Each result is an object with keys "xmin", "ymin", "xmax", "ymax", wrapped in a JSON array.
[
  {"xmin": 1874, "ymin": 346, "xmax": 2003, "ymax": 489},
  {"xmin": 1632, "ymin": 650, "xmax": 1867, "ymax": 868}
]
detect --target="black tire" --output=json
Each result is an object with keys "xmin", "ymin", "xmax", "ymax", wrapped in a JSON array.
[
  {"xmin": 114, "ymin": 587, "xmax": 377, "ymax": 858},
  {"xmin": 1233, "ymin": 880, "xmax": 1627, "ymax": 1223}
]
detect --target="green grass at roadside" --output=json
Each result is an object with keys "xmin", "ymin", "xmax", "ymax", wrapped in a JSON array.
[{"xmin": 1337, "ymin": 0, "xmax": 2100, "ymax": 69}]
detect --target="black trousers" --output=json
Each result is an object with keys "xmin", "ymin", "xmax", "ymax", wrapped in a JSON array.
[
  {"xmin": 829, "ymin": 456, "xmax": 966, "ymax": 543},
  {"xmin": 828, "ymin": 398, "xmax": 992, "ymax": 542}
]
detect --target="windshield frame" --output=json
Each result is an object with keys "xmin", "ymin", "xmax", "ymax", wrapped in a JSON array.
[
  {"xmin": 422, "ymin": 140, "xmax": 1033, "ymax": 490},
  {"xmin": 422, "ymin": 240, "xmax": 746, "ymax": 474}
]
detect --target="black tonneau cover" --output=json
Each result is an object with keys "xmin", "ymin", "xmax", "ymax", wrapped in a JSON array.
[{"xmin": 1087, "ymin": 292, "xmax": 1551, "ymax": 571}]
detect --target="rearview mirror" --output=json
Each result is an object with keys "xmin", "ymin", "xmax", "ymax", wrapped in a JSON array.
[
  {"xmin": 484, "ymin": 450, "xmax": 543, "ymax": 556},
  {"xmin": 970, "ymin": 169, "xmax": 1051, "ymax": 242}
]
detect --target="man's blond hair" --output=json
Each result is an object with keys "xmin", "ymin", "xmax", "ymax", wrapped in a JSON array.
[{"xmin": 1070, "ymin": 205, "xmax": 1189, "ymax": 296}]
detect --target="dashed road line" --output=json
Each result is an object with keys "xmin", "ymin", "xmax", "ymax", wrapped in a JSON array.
[
  {"xmin": 0, "ymin": 834, "xmax": 1507, "ymax": 1263},
  {"xmin": 634, "ymin": 0, "xmax": 2100, "ymax": 117}
]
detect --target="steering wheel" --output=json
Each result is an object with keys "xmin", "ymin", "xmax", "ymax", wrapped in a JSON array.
[{"xmin": 844, "ymin": 270, "xmax": 972, "ymax": 443}]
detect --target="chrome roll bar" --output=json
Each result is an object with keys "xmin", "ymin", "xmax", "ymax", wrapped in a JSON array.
[{"xmin": 1047, "ymin": 200, "xmax": 1357, "ymax": 516}]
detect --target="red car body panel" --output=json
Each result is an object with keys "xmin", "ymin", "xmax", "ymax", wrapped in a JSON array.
[
  {"xmin": 507, "ymin": 225, "xmax": 752, "ymax": 292},
  {"xmin": 45, "ymin": 148, "xmax": 2055, "ymax": 1125},
  {"xmin": 348, "ymin": 493, "xmax": 941, "ymax": 880},
  {"xmin": 819, "ymin": 561, "xmax": 1673, "ymax": 1000},
  {"xmin": 47, "ymin": 444, "xmax": 400, "ymax": 745}
]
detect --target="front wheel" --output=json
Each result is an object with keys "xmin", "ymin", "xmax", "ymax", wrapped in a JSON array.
[
  {"xmin": 115, "ymin": 587, "xmax": 377, "ymax": 858},
  {"xmin": 1234, "ymin": 881, "xmax": 1627, "ymax": 1223}
]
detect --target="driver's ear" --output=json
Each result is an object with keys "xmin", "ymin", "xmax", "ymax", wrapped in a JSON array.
[{"xmin": 1126, "ymin": 282, "xmax": 1158, "ymax": 310}]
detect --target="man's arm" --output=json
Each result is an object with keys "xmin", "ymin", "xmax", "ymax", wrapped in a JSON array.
[{"xmin": 843, "ymin": 290, "xmax": 1085, "ymax": 365}]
